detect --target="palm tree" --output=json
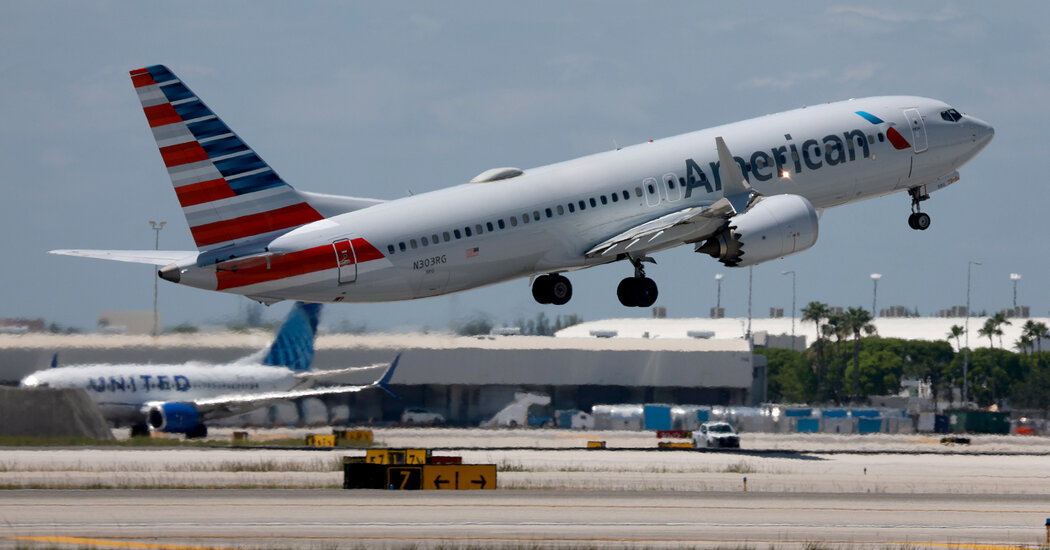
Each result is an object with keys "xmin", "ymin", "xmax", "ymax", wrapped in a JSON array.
[
  {"xmin": 1022, "ymin": 320, "xmax": 1048, "ymax": 355},
  {"xmin": 801, "ymin": 301, "xmax": 831, "ymax": 401},
  {"xmin": 842, "ymin": 306, "xmax": 876, "ymax": 401},
  {"xmin": 802, "ymin": 302, "xmax": 830, "ymax": 343},
  {"xmin": 991, "ymin": 312, "xmax": 1012, "ymax": 348},
  {"xmin": 947, "ymin": 324, "xmax": 964, "ymax": 352},
  {"xmin": 1015, "ymin": 334, "xmax": 1033, "ymax": 355},
  {"xmin": 978, "ymin": 318, "xmax": 997, "ymax": 349}
]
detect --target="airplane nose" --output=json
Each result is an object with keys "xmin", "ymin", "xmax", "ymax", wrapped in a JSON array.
[{"xmin": 968, "ymin": 115, "xmax": 995, "ymax": 146}]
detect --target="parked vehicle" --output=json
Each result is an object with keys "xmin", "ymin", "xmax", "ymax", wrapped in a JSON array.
[
  {"xmin": 693, "ymin": 421, "xmax": 740, "ymax": 448},
  {"xmin": 400, "ymin": 408, "xmax": 444, "ymax": 426}
]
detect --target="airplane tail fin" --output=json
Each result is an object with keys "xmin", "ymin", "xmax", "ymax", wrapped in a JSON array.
[
  {"xmin": 262, "ymin": 302, "xmax": 323, "ymax": 372},
  {"xmin": 129, "ymin": 65, "xmax": 324, "ymax": 253}
]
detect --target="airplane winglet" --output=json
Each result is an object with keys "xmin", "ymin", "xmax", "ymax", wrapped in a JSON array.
[
  {"xmin": 375, "ymin": 354, "xmax": 401, "ymax": 399},
  {"xmin": 50, "ymin": 353, "xmax": 58, "ymax": 369},
  {"xmin": 715, "ymin": 136, "xmax": 757, "ymax": 214}
]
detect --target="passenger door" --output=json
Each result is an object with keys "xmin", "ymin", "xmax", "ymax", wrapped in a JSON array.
[
  {"xmin": 332, "ymin": 238, "xmax": 357, "ymax": 284},
  {"xmin": 904, "ymin": 108, "xmax": 928, "ymax": 153}
]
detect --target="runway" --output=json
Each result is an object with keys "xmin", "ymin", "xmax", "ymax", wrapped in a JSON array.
[
  {"xmin": 4, "ymin": 489, "xmax": 1049, "ymax": 549},
  {"xmin": 3, "ymin": 431, "xmax": 1050, "ymax": 548}
]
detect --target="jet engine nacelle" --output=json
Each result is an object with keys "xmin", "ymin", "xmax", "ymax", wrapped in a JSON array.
[
  {"xmin": 146, "ymin": 402, "xmax": 201, "ymax": 433},
  {"xmin": 696, "ymin": 194, "xmax": 819, "ymax": 267}
]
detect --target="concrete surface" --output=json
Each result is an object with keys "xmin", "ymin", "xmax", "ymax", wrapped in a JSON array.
[
  {"xmin": 2, "ymin": 489, "xmax": 1048, "ymax": 549},
  {"xmin": 0, "ymin": 387, "xmax": 112, "ymax": 439},
  {"xmin": 2, "ymin": 430, "xmax": 1050, "ymax": 548}
]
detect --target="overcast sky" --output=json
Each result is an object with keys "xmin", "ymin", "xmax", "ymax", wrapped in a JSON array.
[{"xmin": 2, "ymin": 1, "xmax": 1047, "ymax": 332}]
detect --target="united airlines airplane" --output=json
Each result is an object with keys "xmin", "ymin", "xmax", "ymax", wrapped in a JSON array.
[
  {"xmin": 20, "ymin": 302, "xmax": 399, "ymax": 438},
  {"xmin": 53, "ymin": 65, "xmax": 994, "ymax": 308}
]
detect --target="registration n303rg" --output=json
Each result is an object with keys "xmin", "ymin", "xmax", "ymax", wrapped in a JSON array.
[{"xmin": 413, "ymin": 255, "xmax": 446, "ymax": 270}]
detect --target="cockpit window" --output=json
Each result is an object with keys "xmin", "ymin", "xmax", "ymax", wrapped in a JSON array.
[{"xmin": 940, "ymin": 108, "xmax": 962, "ymax": 122}]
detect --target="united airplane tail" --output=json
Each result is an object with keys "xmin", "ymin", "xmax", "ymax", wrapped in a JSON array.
[
  {"xmin": 262, "ymin": 301, "xmax": 323, "ymax": 372},
  {"xmin": 129, "ymin": 65, "xmax": 325, "ymax": 253}
]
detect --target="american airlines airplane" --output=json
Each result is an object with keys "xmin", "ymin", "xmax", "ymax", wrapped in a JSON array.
[
  {"xmin": 53, "ymin": 65, "xmax": 994, "ymax": 309},
  {"xmin": 20, "ymin": 302, "xmax": 399, "ymax": 438}
]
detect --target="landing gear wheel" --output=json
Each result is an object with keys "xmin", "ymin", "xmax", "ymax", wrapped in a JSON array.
[
  {"xmin": 617, "ymin": 278, "xmax": 637, "ymax": 307},
  {"xmin": 635, "ymin": 277, "xmax": 659, "ymax": 308},
  {"xmin": 531, "ymin": 275, "xmax": 553, "ymax": 304},
  {"xmin": 912, "ymin": 212, "xmax": 931, "ymax": 230},
  {"xmin": 617, "ymin": 277, "xmax": 658, "ymax": 307},
  {"xmin": 549, "ymin": 275, "xmax": 572, "ymax": 305},
  {"xmin": 908, "ymin": 187, "xmax": 931, "ymax": 231},
  {"xmin": 130, "ymin": 423, "xmax": 150, "ymax": 438},
  {"xmin": 185, "ymin": 423, "xmax": 208, "ymax": 439}
]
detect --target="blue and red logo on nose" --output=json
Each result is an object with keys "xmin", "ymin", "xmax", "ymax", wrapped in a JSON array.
[{"xmin": 855, "ymin": 111, "xmax": 911, "ymax": 150}]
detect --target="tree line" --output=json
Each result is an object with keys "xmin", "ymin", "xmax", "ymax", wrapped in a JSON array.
[{"xmin": 759, "ymin": 302, "xmax": 1050, "ymax": 410}]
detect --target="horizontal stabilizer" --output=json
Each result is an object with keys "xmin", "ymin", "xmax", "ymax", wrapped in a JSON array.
[{"xmin": 49, "ymin": 249, "xmax": 196, "ymax": 266}]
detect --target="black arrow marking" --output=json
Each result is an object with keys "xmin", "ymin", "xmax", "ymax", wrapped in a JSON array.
[
  {"xmin": 433, "ymin": 475, "xmax": 449, "ymax": 489},
  {"xmin": 471, "ymin": 475, "xmax": 487, "ymax": 489}
]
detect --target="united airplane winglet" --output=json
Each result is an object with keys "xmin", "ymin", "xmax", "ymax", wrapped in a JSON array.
[
  {"xmin": 715, "ymin": 136, "xmax": 757, "ymax": 214},
  {"xmin": 376, "ymin": 354, "xmax": 401, "ymax": 399}
]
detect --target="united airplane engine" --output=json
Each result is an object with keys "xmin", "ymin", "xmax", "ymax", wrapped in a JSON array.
[{"xmin": 696, "ymin": 194, "xmax": 819, "ymax": 267}]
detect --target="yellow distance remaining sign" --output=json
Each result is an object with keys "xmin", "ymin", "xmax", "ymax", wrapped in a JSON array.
[{"xmin": 422, "ymin": 464, "xmax": 497, "ymax": 490}]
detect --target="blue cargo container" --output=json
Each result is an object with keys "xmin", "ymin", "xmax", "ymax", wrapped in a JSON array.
[
  {"xmin": 857, "ymin": 418, "xmax": 882, "ymax": 434},
  {"xmin": 852, "ymin": 409, "xmax": 879, "ymax": 418},
  {"xmin": 797, "ymin": 418, "xmax": 819, "ymax": 433},
  {"xmin": 784, "ymin": 408, "xmax": 813, "ymax": 417},
  {"xmin": 822, "ymin": 409, "xmax": 848, "ymax": 418},
  {"xmin": 557, "ymin": 410, "xmax": 575, "ymax": 428},
  {"xmin": 643, "ymin": 405, "xmax": 672, "ymax": 431}
]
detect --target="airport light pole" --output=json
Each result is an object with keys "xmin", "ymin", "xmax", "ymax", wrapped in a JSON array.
[
  {"xmin": 964, "ymin": 260, "xmax": 981, "ymax": 405},
  {"xmin": 746, "ymin": 266, "xmax": 753, "ymax": 340},
  {"xmin": 149, "ymin": 220, "xmax": 166, "ymax": 337},
  {"xmin": 715, "ymin": 273, "xmax": 723, "ymax": 318},
  {"xmin": 1010, "ymin": 273, "xmax": 1021, "ymax": 314},
  {"xmin": 870, "ymin": 273, "xmax": 882, "ymax": 317},
  {"xmin": 782, "ymin": 270, "xmax": 796, "ymax": 351}
]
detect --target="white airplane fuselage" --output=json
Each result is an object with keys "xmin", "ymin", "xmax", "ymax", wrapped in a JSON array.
[
  {"xmin": 22, "ymin": 364, "xmax": 297, "ymax": 425},
  {"xmin": 128, "ymin": 91, "xmax": 994, "ymax": 305}
]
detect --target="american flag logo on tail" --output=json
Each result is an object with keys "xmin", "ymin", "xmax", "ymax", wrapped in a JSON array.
[{"xmin": 129, "ymin": 65, "xmax": 322, "ymax": 252}]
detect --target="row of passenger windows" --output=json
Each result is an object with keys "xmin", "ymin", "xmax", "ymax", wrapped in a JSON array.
[
  {"xmin": 383, "ymin": 131, "xmax": 898, "ymax": 255},
  {"xmin": 385, "ymin": 187, "xmax": 648, "ymax": 255}
]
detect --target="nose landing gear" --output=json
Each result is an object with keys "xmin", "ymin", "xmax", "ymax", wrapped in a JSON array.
[
  {"xmin": 908, "ymin": 187, "xmax": 931, "ymax": 231},
  {"xmin": 532, "ymin": 273, "xmax": 573, "ymax": 305},
  {"xmin": 617, "ymin": 256, "xmax": 659, "ymax": 308}
]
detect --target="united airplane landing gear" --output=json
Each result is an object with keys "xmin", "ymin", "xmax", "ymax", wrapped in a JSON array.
[
  {"xmin": 908, "ymin": 187, "xmax": 931, "ymax": 231},
  {"xmin": 532, "ymin": 274, "xmax": 572, "ymax": 305},
  {"xmin": 617, "ymin": 256, "xmax": 658, "ymax": 308}
]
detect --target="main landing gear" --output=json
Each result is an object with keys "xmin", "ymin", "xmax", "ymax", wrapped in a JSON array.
[
  {"xmin": 908, "ymin": 187, "xmax": 931, "ymax": 231},
  {"xmin": 617, "ymin": 256, "xmax": 659, "ymax": 308},
  {"xmin": 532, "ymin": 273, "xmax": 573, "ymax": 305}
]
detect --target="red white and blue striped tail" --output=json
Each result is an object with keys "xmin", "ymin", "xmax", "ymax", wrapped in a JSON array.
[{"xmin": 130, "ymin": 65, "xmax": 324, "ymax": 252}]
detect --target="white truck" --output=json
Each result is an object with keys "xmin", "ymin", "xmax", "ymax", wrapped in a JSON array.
[{"xmin": 693, "ymin": 421, "xmax": 740, "ymax": 448}]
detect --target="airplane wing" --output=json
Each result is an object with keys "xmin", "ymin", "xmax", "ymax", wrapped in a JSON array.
[
  {"xmin": 49, "ymin": 249, "xmax": 196, "ymax": 266},
  {"xmin": 293, "ymin": 362, "xmax": 393, "ymax": 380},
  {"xmin": 584, "ymin": 202, "xmax": 731, "ymax": 259},
  {"xmin": 189, "ymin": 355, "xmax": 401, "ymax": 421},
  {"xmin": 584, "ymin": 136, "xmax": 759, "ymax": 260}
]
